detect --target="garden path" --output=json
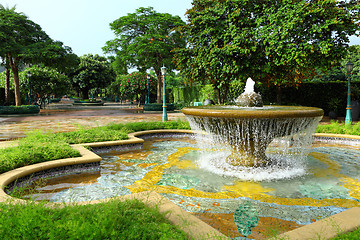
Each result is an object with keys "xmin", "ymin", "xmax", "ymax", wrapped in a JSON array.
[{"xmin": 0, "ymin": 103, "xmax": 186, "ymax": 141}]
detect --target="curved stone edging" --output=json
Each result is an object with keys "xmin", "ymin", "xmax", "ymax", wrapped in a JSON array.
[
  {"xmin": 0, "ymin": 145, "xmax": 101, "ymax": 203},
  {"xmin": 315, "ymin": 133, "xmax": 360, "ymax": 140},
  {"xmin": 0, "ymin": 130, "xmax": 359, "ymax": 240}
]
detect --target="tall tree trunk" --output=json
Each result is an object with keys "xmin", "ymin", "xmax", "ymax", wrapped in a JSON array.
[
  {"xmin": 81, "ymin": 88, "xmax": 89, "ymax": 100},
  {"xmin": 155, "ymin": 68, "xmax": 162, "ymax": 104},
  {"xmin": 216, "ymin": 87, "xmax": 221, "ymax": 104},
  {"xmin": 4, "ymin": 66, "xmax": 10, "ymax": 104},
  {"xmin": 276, "ymin": 86, "xmax": 282, "ymax": 105},
  {"xmin": 8, "ymin": 54, "xmax": 21, "ymax": 106},
  {"xmin": 223, "ymin": 84, "xmax": 229, "ymax": 104}
]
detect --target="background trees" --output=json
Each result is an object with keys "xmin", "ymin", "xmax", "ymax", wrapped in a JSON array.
[
  {"xmin": 20, "ymin": 66, "xmax": 71, "ymax": 105},
  {"xmin": 103, "ymin": 7, "xmax": 186, "ymax": 103},
  {"xmin": 0, "ymin": 5, "xmax": 74, "ymax": 106},
  {"xmin": 70, "ymin": 54, "xmax": 116, "ymax": 99},
  {"xmin": 120, "ymin": 72, "xmax": 150, "ymax": 107},
  {"xmin": 174, "ymin": 0, "xmax": 360, "ymax": 104}
]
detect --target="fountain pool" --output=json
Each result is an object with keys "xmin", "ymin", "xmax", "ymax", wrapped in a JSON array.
[{"xmin": 17, "ymin": 134, "xmax": 360, "ymax": 239}]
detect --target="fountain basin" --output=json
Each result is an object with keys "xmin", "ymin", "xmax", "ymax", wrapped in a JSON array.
[
  {"xmin": 5, "ymin": 132, "xmax": 360, "ymax": 239},
  {"xmin": 182, "ymin": 106, "xmax": 324, "ymax": 167}
]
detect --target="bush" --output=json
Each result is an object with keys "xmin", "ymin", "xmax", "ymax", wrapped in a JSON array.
[
  {"xmin": 259, "ymin": 81, "xmax": 360, "ymax": 116},
  {"xmin": 143, "ymin": 103, "xmax": 175, "ymax": 111},
  {"xmin": 0, "ymin": 105, "xmax": 40, "ymax": 114},
  {"xmin": 316, "ymin": 121, "xmax": 360, "ymax": 136},
  {"xmin": 0, "ymin": 131, "xmax": 80, "ymax": 174}
]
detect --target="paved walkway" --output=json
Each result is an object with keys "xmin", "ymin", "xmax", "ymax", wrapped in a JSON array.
[
  {"xmin": 0, "ymin": 102, "xmax": 356, "ymax": 141},
  {"xmin": 0, "ymin": 103, "xmax": 186, "ymax": 141}
]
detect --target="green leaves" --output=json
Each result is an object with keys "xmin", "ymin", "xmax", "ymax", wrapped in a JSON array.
[
  {"xmin": 119, "ymin": 71, "xmax": 150, "ymax": 104},
  {"xmin": 174, "ymin": 0, "xmax": 360, "ymax": 103},
  {"xmin": 103, "ymin": 7, "xmax": 186, "ymax": 102},
  {"xmin": 70, "ymin": 54, "xmax": 115, "ymax": 99},
  {"xmin": 0, "ymin": 5, "xmax": 74, "ymax": 105},
  {"xmin": 19, "ymin": 66, "xmax": 71, "ymax": 99}
]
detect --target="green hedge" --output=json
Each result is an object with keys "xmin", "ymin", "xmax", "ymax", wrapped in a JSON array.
[
  {"xmin": 171, "ymin": 81, "xmax": 360, "ymax": 116},
  {"xmin": 143, "ymin": 103, "xmax": 175, "ymax": 111},
  {"xmin": 0, "ymin": 105, "xmax": 40, "ymax": 115},
  {"xmin": 171, "ymin": 86, "xmax": 202, "ymax": 104},
  {"xmin": 259, "ymin": 81, "xmax": 360, "ymax": 116}
]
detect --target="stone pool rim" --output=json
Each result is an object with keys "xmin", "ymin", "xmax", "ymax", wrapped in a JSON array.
[{"xmin": 0, "ymin": 130, "xmax": 359, "ymax": 240}]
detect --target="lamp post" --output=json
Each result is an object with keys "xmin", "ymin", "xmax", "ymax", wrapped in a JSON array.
[
  {"xmin": 345, "ymin": 61, "xmax": 354, "ymax": 125},
  {"xmin": 146, "ymin": 74, "xmax": 150, "ymax": 104},
  {"xmin": 27, "ymin": 71, "xmax": 32, "ymax": 105},
  {"xmin": 161, "ymin": 66, "xmax": 168, "ymax": 121}
]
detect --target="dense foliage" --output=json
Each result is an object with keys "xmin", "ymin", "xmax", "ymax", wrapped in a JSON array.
[
  {"xmin": 21, "ymin": 66, "xmax": 71, "ymax": 103},
  {"xmin": 174, "ymin": 0, "xmax": 360, "ymax": 104},
  {"xmin": 310, "ymin": 45, "xmax": 360, "ymax": 83},
  {"xmin": 118, "ymin": 72, "xmax": 153, "ymax": 106},
  {"xmin": 0, "ymin": 199, "xmax": 189, "ymax": 240},
  {"xmin": 103, "ymin": 7, "xmax": 186, "ymax": 103},
  {"xmin": 0, "ymin": 5, "xmax": 73, "ymax": 106},
  {"xmin": 70, "ymin": 54, "xmax": 116, "ymax": 99},
  {"xmin": 171, "ymin": 81, "xmax": 360, "ymax": 116}
]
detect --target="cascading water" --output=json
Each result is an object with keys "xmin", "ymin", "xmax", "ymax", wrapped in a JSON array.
[
  {"xmin": 182, "ymin": 78, "xmax": 324, "ymax": 181},
  {"xmin": 187, "ymin": 113, "xmax": 322, "ymax": 181}
]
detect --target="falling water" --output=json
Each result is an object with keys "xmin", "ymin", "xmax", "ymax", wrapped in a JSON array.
[{"xmin": 186, "ymin": 112, "xmax": 322, "ymax": 181}]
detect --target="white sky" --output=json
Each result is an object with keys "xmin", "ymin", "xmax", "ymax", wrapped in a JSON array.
[
  {"xmin": 1, "ymin": 0, "xmax": 193, "ymax": 56},
  {"xmin": 1, "ymin": 0, "xmax": 360, "ymax": 56}
]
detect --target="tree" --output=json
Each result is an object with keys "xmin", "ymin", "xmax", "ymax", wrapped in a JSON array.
[
  {"xmin": 103, "ymin": 7, "xmax": 186, "ymax": 103},
  {"xmin": 0, "ymin": 66, "xmax": 70, "ymax": 105},
  {"xmin": 1, "ymin": 56, "xmax": 11, "ymax": 105},
  {"xmin": 70, "ymin": 54, "xmax": 116, "ymax": 99},
  {"xmin": 0, "ymin": 5, "xmax": 73, "ymax": 106},
  {"xmin": 305, "ymin": 45, "xmax": 360, "ymax": 82},
  {"xmin": 20, "ymin": 66, "xmax": 71, "ymax": 106},
  {"xmin": 174, "ymin": 0, "xmax": 360, "ymax": 104}
]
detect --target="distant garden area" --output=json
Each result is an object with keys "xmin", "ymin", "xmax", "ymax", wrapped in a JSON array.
[{"xmin": 0, "ymin": 1, "xmax": 359, "ymax": 120}]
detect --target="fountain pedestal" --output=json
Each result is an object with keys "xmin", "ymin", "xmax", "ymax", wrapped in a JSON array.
[
  {"xmin": 227, "ymin": 138, "xmax": 269, "ymax": 167},
  {"xmin": 182, "ymin": 106, "xmax": 324, "ymax": 167}
]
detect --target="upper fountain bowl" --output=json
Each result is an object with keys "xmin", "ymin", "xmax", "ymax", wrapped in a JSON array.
[
  {"xmin": 182, "ymin": 105, "xmax": 324, "ymax": 119},
  {"xmin": 182, "ymin": 105, "xmax": 324, "ymax": 167}
]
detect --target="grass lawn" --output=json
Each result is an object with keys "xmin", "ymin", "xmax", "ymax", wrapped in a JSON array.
[{"xmin": 0, "ymin": 198, "xmax": 189, "ymax": 240}]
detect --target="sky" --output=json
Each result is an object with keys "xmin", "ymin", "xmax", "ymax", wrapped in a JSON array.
[
  {"xmin": 1, "ymin": 0, "xmax": 360, "ymax": 57},
  {"xmin": 1, "ymin": 0, "xmax": 193, "ymax": 56}
]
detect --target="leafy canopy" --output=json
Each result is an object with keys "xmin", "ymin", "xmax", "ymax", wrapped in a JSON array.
[
  {"xmin": 103, "ymin": 7, "xmax": 185, "ymax": 72},
  {"xmin": 103, "ymin": 7, "xmax": 186, "ymax": 103},
  {"xmin": 174, "ymin": 0, "xmax": 360, "ymax": 103},
  {"xmin": 70, "ymin": 54, "xmax": 116, "ymax": 99},
  {"xmin": 0, "ymin": 5, "xmax": 74, "ymax": 105}
]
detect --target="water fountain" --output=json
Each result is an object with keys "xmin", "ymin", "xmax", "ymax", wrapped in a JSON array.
[{"xmin": 182, "ymin": 78, "xmax": 324, "ymax": 170}]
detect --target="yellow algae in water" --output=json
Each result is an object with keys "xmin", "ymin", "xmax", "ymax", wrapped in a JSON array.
[
  {"xmin": 174, "ymin": 159, "xmax": 197, "ymax": 169},
  {"xmin": 224, "ymin": 181, "xmax": 274, "ymax": 197},
  {"xmin": 342, "ymin": 177, "xmax": 360, "ymax": 200},
  {"xmin": 309, "ymin": 151, "xmax": 360, "ymax": 201},
  {"xmin": 309, "ymin": 152, "xmax": 342, "ymax": 178},
  {"xmin": 126, "ymin": 147, "xmax": 196, "ymax": 193}
]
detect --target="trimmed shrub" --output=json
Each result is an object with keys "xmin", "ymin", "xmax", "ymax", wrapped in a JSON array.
[{"xmin": 0, "ymin": 105, "xmax": 40, "ymax": 115}]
